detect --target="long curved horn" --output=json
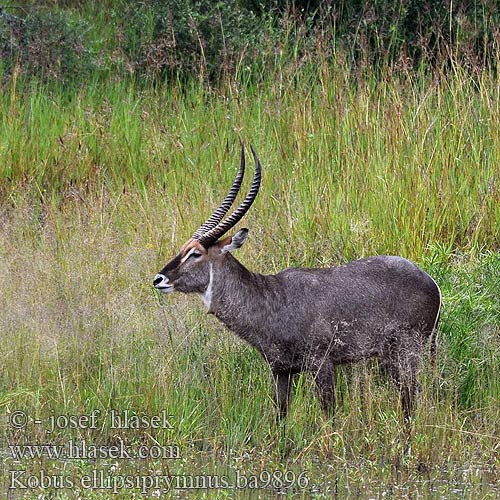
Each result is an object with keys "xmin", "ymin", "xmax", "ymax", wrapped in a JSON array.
[
  {"xmin": 197, "ymin": 145, "xmax": 261, "ymax": 247},
  {"xmin": 191, "ymin": 143, "xmax": 246, "ymax": 239}
]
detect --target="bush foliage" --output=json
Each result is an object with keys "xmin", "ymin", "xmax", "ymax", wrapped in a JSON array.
[
  {"xmin": 0, "ymin": 1, "xmax": 499, "ymax": 83},
  {"xmin": 0, "ymin": 7, "xmax": 95, "ymax": 82}
]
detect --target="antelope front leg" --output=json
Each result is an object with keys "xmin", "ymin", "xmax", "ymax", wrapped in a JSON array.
[
  {"xmin": 314, "ymin": 364, "xmax": 336, "ymax": 418},
  {"xmin": 273, "ymin": 372, "xmax": 292, "ymax": 420}
]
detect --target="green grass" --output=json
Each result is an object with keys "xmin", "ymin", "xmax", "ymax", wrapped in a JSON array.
[
  {"xmin": 1, "ymin": 63, "xmax": 499, "ymax": 258},
  {"xmin": 0, "ymin": 61, "xmax": 499, "ymax": 498}
]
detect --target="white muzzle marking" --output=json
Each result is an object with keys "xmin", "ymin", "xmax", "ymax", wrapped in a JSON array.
[{"xmin": 154, "ymin": 273, "xmax": 174, "ymax": 293}]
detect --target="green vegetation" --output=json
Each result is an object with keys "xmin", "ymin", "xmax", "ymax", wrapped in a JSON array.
[
  {"xmin": 1, "ymin": 1, "xmax": 499, "ymax": 84},
  {"xmin": 0, "ymin": 1, "xmax": 499, "ymax": 498}
]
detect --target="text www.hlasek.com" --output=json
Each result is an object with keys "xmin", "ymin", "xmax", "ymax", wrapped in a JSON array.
[
  {"xmin": 10, "ymin": 469, "xmax": 310, "ymax": 493},
  {"xmin": 8, "ymin": 440, "xmax": 179, "ymax": 461}
]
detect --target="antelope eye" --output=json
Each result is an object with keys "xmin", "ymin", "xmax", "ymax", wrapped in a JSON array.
[{"xmin": 191, "ymin": 250, "xmax": 202, "ymax": 259}]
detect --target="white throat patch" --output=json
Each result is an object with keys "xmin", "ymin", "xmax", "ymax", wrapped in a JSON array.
[{"xmin": 202, "ymin": 263, "xmax": 214, "ymax": 309}]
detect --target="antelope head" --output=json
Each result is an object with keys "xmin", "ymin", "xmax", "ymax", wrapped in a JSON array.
[{"xmin": 153, "ymin": 144, "xmax": 262, "ymax": 297}]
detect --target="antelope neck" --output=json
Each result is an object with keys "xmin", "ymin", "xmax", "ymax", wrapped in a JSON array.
[{"xmin": 204, "ymin": 254, "xmax": 277, "ymax": 346}]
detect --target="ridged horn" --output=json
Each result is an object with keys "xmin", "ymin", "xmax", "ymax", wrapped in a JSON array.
[
  {"xmin": 197, "ymin": 145, "xmax": 261, "ymax": 247},
  {"xmin": 191, "ymin": 143, "xmax": 246, "ymax": 240}
]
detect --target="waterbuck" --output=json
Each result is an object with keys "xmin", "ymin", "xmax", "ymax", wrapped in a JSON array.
[{"xmin": 154, "ymin": 145, "xmax": 441, "ymax": 422}]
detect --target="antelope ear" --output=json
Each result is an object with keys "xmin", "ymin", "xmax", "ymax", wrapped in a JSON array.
[{"xmin": 219, "ymin": 228, "xmax": 249, "ymax": 254}]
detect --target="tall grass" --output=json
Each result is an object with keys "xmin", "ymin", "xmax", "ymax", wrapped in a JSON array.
[
  {"xmin": 0, "ymin": 60, "xmax": 499, "ymax": 498},
  {"xmin": 1, "ymin": 62, "xmax": 498, "ymax": 258}
]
